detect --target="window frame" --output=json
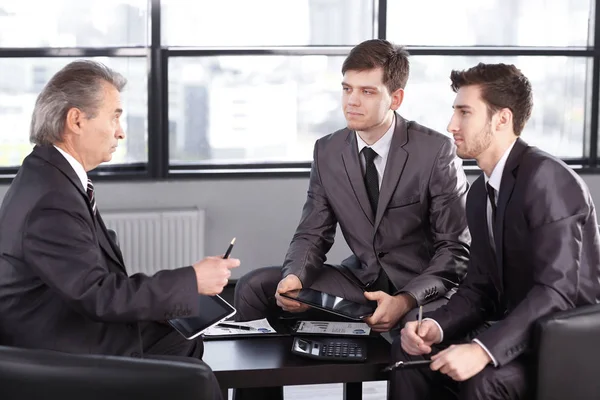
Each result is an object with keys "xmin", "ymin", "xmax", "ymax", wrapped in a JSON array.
[{"xmin": 0, "ymin": 0, "xmax": 598, "ymax": 183}]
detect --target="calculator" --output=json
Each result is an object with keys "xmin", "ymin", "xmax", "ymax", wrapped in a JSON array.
[{"xmin": 291, "ymin": 337, "xmax": 367, "ymax": 362}]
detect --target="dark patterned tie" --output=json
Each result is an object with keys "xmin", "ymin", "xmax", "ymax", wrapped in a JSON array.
[
  {"xmin": 362, "ymin": 147, "xmax": 379, "ymax": 215},
  {"xmin": 486, "ymin": 182, "xmax": 497, "ymax": 223},
  {"xmin": 87, "ymin": 178, "xmax": 97, "ymax": 216}
]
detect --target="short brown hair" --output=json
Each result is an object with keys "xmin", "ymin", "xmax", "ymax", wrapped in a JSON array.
[
  {"xmin": 342, "ymin": 39, "xmax": 410, "ymax": 94},
  {"xmin": 450, "ymin": 63, "xmax": 533, "ymax": 136}
]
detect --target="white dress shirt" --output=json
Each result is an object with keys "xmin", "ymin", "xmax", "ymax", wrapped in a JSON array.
[
  {"xmin": 425, "ymin": 139, "xmax": 517, "ymax": 368},
  {"xmin": 355, "ymin": 114, "xmax": 395, "ymax": 188},
  {"xmin": 53, "ymin": 145, "xmax": 88, "ymax": 191}
]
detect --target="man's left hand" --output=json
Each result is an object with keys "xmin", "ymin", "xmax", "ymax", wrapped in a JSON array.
[
  {"xmin": 363, "ymin": 291, "xmax": 415, "ymax": 332},
  {"xmin": 430, "ymin": 343, "xmax": 492, "ymax": 381}
]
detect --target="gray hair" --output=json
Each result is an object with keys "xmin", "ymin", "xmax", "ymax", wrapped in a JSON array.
[{"xmin": 29, "ymin": 60, "xmax": 127, "ymax": 146}]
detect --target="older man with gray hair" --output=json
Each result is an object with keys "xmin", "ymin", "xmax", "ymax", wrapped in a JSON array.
[{"xmin": 0, "ymin": 60, "xmax": 235, "ymax": 398}]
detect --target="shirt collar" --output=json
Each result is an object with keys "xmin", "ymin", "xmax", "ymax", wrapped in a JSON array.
[
  {"xmin": 356, "ymin": 113, "xmax": 395, "ymax": 159},
  {"xmin": 485, "ymin": 139, "xmax": 517, "ymax": 193},
  {"xmin": 53, "ymin": 145, "xmax": 88, "ymax": 191}
]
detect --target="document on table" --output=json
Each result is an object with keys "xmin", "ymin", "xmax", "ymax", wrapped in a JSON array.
[
  {"xmin": 294, "ymin": 321, "xmax": 371, "ymax": 336},
  {"xmin": 202, "ymin": 318, "xmax": 277, "ymax": 337}
]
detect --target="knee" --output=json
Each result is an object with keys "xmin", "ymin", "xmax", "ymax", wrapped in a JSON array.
[
  {"xmin": 234, "ymin": 266, "xmax": 281, "ymax": 304},
  {"xmin": 461, "ymin": 366, "xmax": 500, "ymax": 400}
]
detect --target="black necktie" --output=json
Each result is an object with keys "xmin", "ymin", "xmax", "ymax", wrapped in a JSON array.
[
  {"xmin": 362, "ymin": 147, "xmax": 379, "ymax": 215},
  {"xmin": 486, "ymin": 182, "xmax": 497, "ymax": 223},
  {"xmin": 87, "ymin": 178, "xmax": 97, "ymax": 216}
]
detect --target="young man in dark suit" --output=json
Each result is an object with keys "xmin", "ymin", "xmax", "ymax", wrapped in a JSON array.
[
  {"xmin": 235, "ymin": 39, "xmax": 471, "ymax": 333},
  {"xmin": 0, "ymin": 60, "xmax": 239, "ymax": 398},
  {"xmin": 392, "ymin": 63, "xmax": 600, "ymax": 400}
]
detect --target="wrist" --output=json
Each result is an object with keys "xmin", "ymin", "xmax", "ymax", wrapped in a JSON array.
[
  {"xmin": 396, "ymin": 293, "xmax": 417, "ymax": 309},
  {"xmin": 471, "ymin": 342, "xmax": 492, "ymax": 364}
]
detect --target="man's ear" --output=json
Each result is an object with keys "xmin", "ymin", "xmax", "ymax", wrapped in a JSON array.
[
  {"xmin": 390, "ymin": 88, "xmax": 404, "ymax": 111},
  {"xmin": 65, "ymin": 107, "xmax": 84, "ymax": 135},
  {"xmin": 496, "ymin": 108, "xmax": 513, "ymax": 132}
]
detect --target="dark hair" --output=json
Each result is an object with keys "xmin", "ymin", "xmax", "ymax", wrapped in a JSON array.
[
  {"xmin": 342, "ymin": 39, "xmax": 410, "ymax": 94},
  {"xmin": 450, "ymin": 63, "xmax": 533, "ymax": 136}
]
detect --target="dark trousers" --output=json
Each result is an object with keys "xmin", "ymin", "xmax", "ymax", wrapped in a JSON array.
[
  {"xmin": 389, "ymin": 333, "xmax": 532, "ymax": 400},
  {"xmin": 139, "ymin": 322, "xmax": 223, "ymax": 400},
  {"xmin": 233, "ymin": 265, "xmax": 448, "ymax": 400}
]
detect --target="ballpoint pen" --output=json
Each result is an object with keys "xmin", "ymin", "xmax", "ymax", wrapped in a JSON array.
[
  {"xmin": 223, "ymin": 237, "xmax": 236, "ymax": 259},
  {"xmin": 216, "ymin": 323, "xmax": 256, "ymax": 331},
  {"xmin": 382, "ymin": 360, "xmax": 432, "ymax": 372},
  {"xmin": 417, "ymin": 305, "xmax": 423, "ymax": 331}
]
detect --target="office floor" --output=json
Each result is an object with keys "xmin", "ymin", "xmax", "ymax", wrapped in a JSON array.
[{"xmin": 220, "ymin": 285, "xmax": 388, "ymax": 399}]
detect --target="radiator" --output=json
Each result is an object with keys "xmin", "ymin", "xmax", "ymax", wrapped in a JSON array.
[{"xmin": 101, "ymin": 209, "xmax": 205, "ymax": 275}]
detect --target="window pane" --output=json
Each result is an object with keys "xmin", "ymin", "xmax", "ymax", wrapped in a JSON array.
[
  {"xmin": 0, "ymin": 0, "xmax": 148, "ymax": 47},
  {"xmin": 0, "ymin": 57, "xmax": 148, "ymax": 167},
  {"xmin": 168, "ymin": 56, "xmax": 346, "ymax": 164},
  {"xmin": 388, "ymin": 0, "xmax": 592, "ymax": 47},
  {"xmin": 162, "ymin": 0, "xmax": 373, "ymax": 46},
  {"xmin": 402, "ymin": 56, "xmax": 588, "ymax": 158}
]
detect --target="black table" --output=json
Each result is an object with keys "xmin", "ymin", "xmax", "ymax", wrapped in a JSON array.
[{"xmin": 204, "ymin": 336, "xmax": 391, "ymax": 400}]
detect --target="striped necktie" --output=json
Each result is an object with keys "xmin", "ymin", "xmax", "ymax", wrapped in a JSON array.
[{"xmin": 87, "ymin": 178, "xmax": 97, "ymax": 216}]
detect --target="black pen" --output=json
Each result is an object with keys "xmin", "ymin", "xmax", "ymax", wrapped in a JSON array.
[
  {"xmin": 223, "ymin": 237, "xmax": 236, "ymax": 259},
  {"xmin": 217, "ymin": 323, "xmax": 255, "ymax": 331}
]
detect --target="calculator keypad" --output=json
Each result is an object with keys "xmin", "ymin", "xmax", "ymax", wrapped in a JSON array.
[{"xmin": 320, "ymin": 342, "xmax": 363, "ymax": 358}]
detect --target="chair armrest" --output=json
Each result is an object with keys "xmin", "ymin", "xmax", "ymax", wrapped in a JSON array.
[
  {"xmin": 533, "ymin": 303, "xmax": 600, "ymax": 400},
  {"xmin": 0, "ymin": 346, "xmax": 218, "ymax": 400}
]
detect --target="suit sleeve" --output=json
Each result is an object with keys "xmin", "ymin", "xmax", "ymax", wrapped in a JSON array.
[
  {"xmin": 282, "ymin": 141, "xmax": 338, "ymax": 288},
  {"xmin": 399, "ymin": 139, "xmax": 471, "ymax": 305},
  {"xmin": 474, "ymin": 160, "xmax": 592, "ymax": 366},
  {"xmin": 22, "ymin": 192, "xmax": 200, "ymax": 323}
]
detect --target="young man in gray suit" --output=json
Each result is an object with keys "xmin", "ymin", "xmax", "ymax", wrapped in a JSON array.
[
  {"xmin": 393, "ymin": 63, "xmax": 600, "ymax": 400},
  {"xmin": 234, "ymin": 39, "xmax": 471, "ymax": 333},
  {"xmin": 0, "ymin": 60, "xmax": 239, "ymax": 400}
]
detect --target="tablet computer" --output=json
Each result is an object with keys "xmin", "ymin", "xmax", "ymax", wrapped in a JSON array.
[
  {"xmin": 280, "ymin": 288, "xmax": 377, "ymax": 321},
  {"xmin": 168, "ymin": 294, "xmax": 236, "ymax": 340}
]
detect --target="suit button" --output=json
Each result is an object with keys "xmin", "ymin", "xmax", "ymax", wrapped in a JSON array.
[{"xmin": 378, "ymin": 252, "xmax": 387, "ymax": 258}]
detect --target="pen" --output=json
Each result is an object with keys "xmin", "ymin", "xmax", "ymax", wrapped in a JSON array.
[
  {"xmin": 216, "ymin": 323, "xmax": 255, "ymax": 331},
  {"xmin": 417, "ymin": 305, "xmax": 423, "ymax": 331},
  {"xmin": 383, "ymin": 360, "xmax": 432, "ymax": 372},
  {"xmin": 223, "ymin": 237, "xmax": 236, "ymax": 259}
]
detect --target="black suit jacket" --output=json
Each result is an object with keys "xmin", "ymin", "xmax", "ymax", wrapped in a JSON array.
[
  {"xmin": 428, "ymin": 139, "xmax": 600, "ymax": 366},
  {"xmin": 282, "ymin": 114, "xmax": 471, "ymax": 305},
  {"xmin": 0, "ymin": 145, "xmax": 198, "ymax": 356}
]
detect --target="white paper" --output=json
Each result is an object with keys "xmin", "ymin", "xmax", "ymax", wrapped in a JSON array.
[
  {"xmin": 203, "ymin": 318, "xmax": 277, "ymax": 336},
  {"xmin": 295, "ymin": 321, "xmax": 371, "ymax": 336}
]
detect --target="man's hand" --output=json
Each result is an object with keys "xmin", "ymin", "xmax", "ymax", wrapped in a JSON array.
[
  {"xmin": 400, "ymin": 319, "xmax": 442, "ymax": 355},
  {"xmin": 192, "ymin": 256, "xmax": 240, "ymax": 295},
  {"xmin": 363, "ymin": 292, "xmax": 415, "ymax": 332},
  {"xmin": 275, "ymin": 275, "xmax": 310, "ymax": 313},
  {"xmin": 430, "ymin": 343, "xmax": 492, "ymax": 381}
]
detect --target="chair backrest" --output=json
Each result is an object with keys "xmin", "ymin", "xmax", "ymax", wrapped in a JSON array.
[
  {"xmin": 534, "ymin": 303, "xmax": 600, "ymax": 400},
  {"xmin": 0, "ymin": 345, "xmax": 218, "ymax": 400}
]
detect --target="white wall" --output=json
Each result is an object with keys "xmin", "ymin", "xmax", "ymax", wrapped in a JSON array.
[{"xmin": 2, "ymin": 173, "xmax": 600, "ymax": 279}]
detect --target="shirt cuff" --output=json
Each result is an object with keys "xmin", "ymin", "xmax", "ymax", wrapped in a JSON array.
[
  {"xmin": 422, "ymin": 318, "xmax": 443, "ymax": 343},
  {"xmin": 472, "ymin": 339, "xmax": 498, "ymax": 367}
]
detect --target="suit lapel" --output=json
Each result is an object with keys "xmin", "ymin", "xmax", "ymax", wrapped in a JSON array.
[
  {"xmin": 374, "ymin": 114, "xmax": 408, "ymax": 230},
  {"xmin": 494, "ymin": 138, "xmax": 528, "ymax": 274},
  {"xmin": 96, "ymin": 211, "xmax": 126, "ymax": 273},
  {"xmin": 341, "ymin": 131, "xmax": 375, "ymax": 225}
]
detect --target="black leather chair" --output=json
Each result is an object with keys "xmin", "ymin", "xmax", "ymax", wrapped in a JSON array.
[
  {"xmin": 534, "ymin": 302, "xmax": 600, "ymax": 400},
  {"xmin": 0, "ymin": 345, "xmax": 219, "ymax": 399}
]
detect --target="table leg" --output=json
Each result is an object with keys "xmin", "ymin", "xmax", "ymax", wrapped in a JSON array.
[{"xmin": 343, "ymin": 382, "xmax": 362, "ymax": 400}]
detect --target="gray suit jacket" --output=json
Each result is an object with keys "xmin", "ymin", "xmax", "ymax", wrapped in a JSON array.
[
  {"xmin": 282, "ymin": 114, "xmax": 471, "ymax": 305},
  {"xmin": 428, "ymin": 139, "xmax": 600, "ymax": 366}
]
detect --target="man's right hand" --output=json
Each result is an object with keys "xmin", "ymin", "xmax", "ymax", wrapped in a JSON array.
[
  {"xmin": 400, "ymin": 320, "xmax": 442, "ymax": 356},
  {"xmin": 192, "ymin": 256, "xmax": 240, "ymax": 296},
  {"xmin": 275, "ymin": 274, "xmax": 310, "ymax": 313}
]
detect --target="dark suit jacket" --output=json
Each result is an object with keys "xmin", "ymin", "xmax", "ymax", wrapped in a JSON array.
[
  {"xmin": 282, "ymin": 114, "xmax": 471, "ymax": 305},
  {"xmin": 0, "ymin": 145, "xmax": 198, "ymax": 356},
  {"xmin": 428, "ymin": 138, "xmax": 600, "ymax": 366}
]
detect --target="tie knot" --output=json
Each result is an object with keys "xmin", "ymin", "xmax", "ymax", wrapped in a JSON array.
[{"xmin": 362, "ymin": 147, "xmax": 378, "ymax": 164}]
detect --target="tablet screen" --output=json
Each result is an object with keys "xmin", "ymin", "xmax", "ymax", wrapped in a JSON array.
[
  {"xmin": 282, "ymin": 288, "xmax": 377, "ymax": 320},
  {"xmin": 168, "ymin": 295, "xmax": 236, "ymax": 340}
]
